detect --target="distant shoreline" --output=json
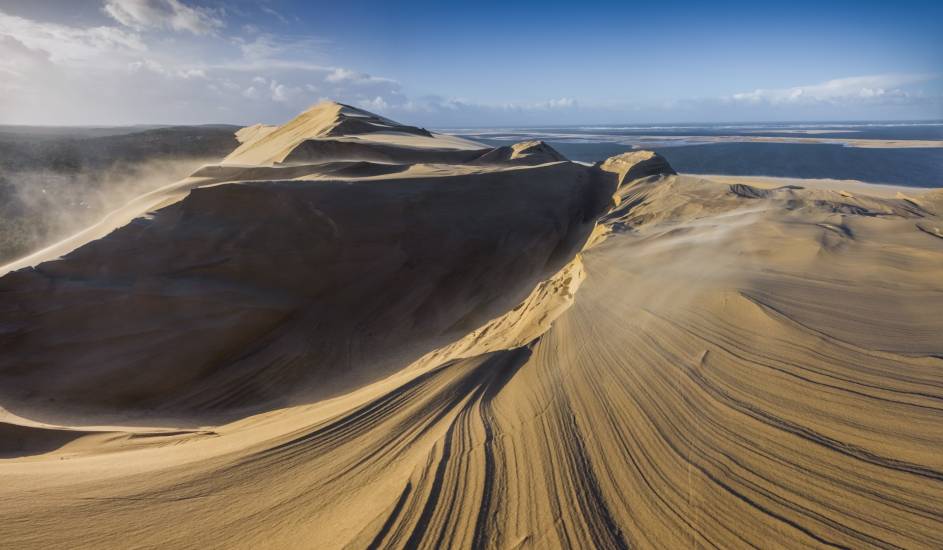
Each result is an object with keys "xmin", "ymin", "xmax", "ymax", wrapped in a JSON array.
[
  {"xmin": 633, "ymin": 135, "xmax": 943, "ymax": 149},
  {"xmin": 460, "ymin": 132, "xmax": 943, "ymax": 149},
  {"xmin": 684, "ymin": 173, "xmax": 931, "ymax": 197}
]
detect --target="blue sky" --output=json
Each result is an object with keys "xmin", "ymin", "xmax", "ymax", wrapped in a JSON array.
[{"xmin": 0, "ymin": 0, "xmax": 941, "ymax": 125}]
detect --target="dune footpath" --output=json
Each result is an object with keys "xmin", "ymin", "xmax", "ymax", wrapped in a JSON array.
[{"xmin": 0, "ymin": 102, "xmax": 941, "ymax": 549}]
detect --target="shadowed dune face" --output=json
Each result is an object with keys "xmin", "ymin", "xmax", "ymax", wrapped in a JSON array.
[
  {"xmin": 0, "ymin": 422, "xmax": 90, "ymax": 458},
  {"xmin": 0, "ymin": 160, "xmax": 612, "ymax": 416},
  {"xmin": 0, "ymin": 102, "xmax": 617, "ymax": 421},
  {"xmin": 0, "ymin": 102, "xmax": 942, "ymax": 549}
]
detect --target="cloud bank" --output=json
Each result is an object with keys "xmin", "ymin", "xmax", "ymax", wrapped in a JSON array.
[
  {"xmin": 0, "ymin": 1, "xmax": 940, "ymax": 126},
  {"xmin": 729, "ymin": 74, "xmax": 938, "ymax": 107}
]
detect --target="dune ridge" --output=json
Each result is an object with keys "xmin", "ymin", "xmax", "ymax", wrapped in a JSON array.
[
  {"xmin": 0, "ymin": 101, "xmax": 941, "ymax": 548},
  {"xmin": 222, "ymin": 102, "xmax": 482, "ymax": 166}
]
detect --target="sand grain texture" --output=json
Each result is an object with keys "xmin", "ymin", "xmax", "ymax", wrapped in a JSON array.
[{"xmin": 1, "ymin": 102, "xmax": 941, "ymax": 549}]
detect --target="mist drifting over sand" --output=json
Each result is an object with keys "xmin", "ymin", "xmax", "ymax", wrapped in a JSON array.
[{"xmin": 0, "ymin": 125, "xmax": 237, "ymax": 264}]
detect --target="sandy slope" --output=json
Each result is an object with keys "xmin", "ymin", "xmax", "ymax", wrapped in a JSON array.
[{"xmin": 1, "ymin": 102, "xmax": 941, "ymax": 549}]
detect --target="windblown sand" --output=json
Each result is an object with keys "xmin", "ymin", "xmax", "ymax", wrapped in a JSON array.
[{"xmin": 1, "ymin": 102, "xmax": 941, "ymax": 549}]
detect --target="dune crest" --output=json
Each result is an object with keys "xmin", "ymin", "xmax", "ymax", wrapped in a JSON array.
[
  {"xmin": 1, "ymin": 103, "xmax": 942, "ymax": 549},
  {"xmin": 223, "ymin": 100, "xmax": 483, "ymax": 166}
]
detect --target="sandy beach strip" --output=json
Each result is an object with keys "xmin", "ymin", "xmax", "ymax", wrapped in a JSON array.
[
  {"xmin": 633, "ymin": 135, "xmax": 943, "ymax": 148},
  {"xmin": 685, "ymin": 173, "xmax": 936, "ymax": 198}
]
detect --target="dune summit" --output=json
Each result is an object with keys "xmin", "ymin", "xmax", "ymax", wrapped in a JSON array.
[{"xmin": 0, "ymin": 101, "xmax": 942, "ymax": 549}]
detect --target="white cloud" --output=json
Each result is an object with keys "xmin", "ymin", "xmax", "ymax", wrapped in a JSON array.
[
  {"xmin": 0, "ymin": 35, "xmax": 48, "ymax": 91},
  {"xmin": 233, "ymin": 33, "xmax": 329, "ymax": 68},
  {"xmin": 260, "ymin": 6, "xmax": 289, "ymax": 24},
  {"xmin": 0, "ymin": 12, "xmax": 145, "ymax": 63},
  {"xmin": 239, "ymin": 35, "xmax": 282, "ymax": 61},
  {"xmin": 242, "ymin": 86, "xmax": 260, "ymax": 100},
  {"xmin": 359, "ymin": 96, "xmax": 389, "ymax": 111},
  {"xmin": 326, "ymin": 67, "xmax": 395, "ymax": 86},
  {"xmin": 527, "ymin": 97, "xmax": 577, "ymax": 110},
  {"xmin": 268, "ymin": 80, "xmax": 300, "ymax": 102},
  {"xmin": 395, "ymin": 96, "xmax": 580, "ymax": 115},
  {"xmin": 127, "ymin": 59, "xmax": 205, "ymax": 79},
  {"xmin": 325, "ymin": 68, "xmax": 355, "ymax": 83},
  {"xmin": 0, "ymin": 6, "xmax": 412, "ymax": 124},
  {"xmin": 103, "ymin": 0, "xmax": 223, "ymax": 35},
  {"xmin": 730, "ymin": 74, "xmax": 937, "ymax": 106}
]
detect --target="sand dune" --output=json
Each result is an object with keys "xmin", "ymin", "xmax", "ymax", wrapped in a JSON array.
[
  {"xmin": 0, "ymin": 101, "xmax": 941, "ymax": 548},
  {"xmin": 223, "ymin": 102, "xmax": 483, "ymax": 166}
]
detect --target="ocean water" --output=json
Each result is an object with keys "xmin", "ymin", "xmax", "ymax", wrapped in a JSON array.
[{"xmin": 450, "ymin": 122, "xmax": 943, "ymax": 188}]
